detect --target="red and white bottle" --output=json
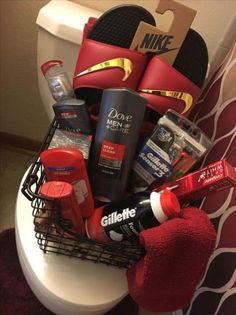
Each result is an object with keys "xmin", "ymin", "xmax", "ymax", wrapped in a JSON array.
[
  {"xmin": 86, "ymin": 189, "xmax": 180, "ymax": 242},
  {"xmin": 40, "ymin": 148, "xmax": 94, "ymax": 218},
  {"xmin": 40, "ymin": 181, "xmax": 85, "ymax": 235}
]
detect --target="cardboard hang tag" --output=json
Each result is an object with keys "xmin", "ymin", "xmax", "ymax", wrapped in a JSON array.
[{"xmin": 130, "ymin": 0, "xmax": 197, "ymax": 65}]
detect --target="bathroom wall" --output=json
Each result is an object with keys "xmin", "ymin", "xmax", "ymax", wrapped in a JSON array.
[
  {"xmin": 0, "ymin": 0, "xmax": 235, "ymax": 142},
  {"xmin": 0, "ymin": 0, "xmax": 49, "ymax": 143}
]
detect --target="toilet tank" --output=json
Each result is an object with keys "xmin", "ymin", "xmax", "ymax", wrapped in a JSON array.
[{"xmin": 36, "ymin": 0, "xmax": 101, "ymax": 119}]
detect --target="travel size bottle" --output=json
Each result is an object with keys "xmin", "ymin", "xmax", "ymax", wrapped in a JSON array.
[
  {"xmin": 89, "ymin": 88, "xmax": 147, "ymax": 202},
  {"xmin": 41, "ymin": 60, "xmax": 93, "ymax": 134},
  {"xmin": 86, "ymin": 189, "xmax": 180, "ymax": 242}
]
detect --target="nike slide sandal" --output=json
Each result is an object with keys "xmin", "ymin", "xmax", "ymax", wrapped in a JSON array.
[
  {"xmin": 88, "ymin": 4, "xmax": 156, "ymax": 48},
  {"xmin": 73, "ymin": 5, "xmax": 156, "ymax": 105},
  {"xmin": 138, "ymin": 29, "xmax": 208, "ymax": 119},
  {"xmin": 174, "ymin": 29, "xmax": 208, "ymax": 88}
]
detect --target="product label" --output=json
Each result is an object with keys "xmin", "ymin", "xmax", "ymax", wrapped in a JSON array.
[
  {"xmin": 98, "ymin": 140, "xmax": 125, "ymax": 177},
  {"xmin": 49, "ymin": 77, "xmax": 70, "ymax": 100},
  {"xmin": 101, "ymin": 208, "xmax": 136, "ymax": 227},
  {"xmin": 101, "ymin": 200, "xmax": 140, "ymax": 242},
  {"xmin": 73, "ymin": 180, "xmax": 88, "ymax": 204},
  {"xmin": 49, "ymin": 129, "xmax": 92, "ymax": 161},
  {"xmin": 99, "ymin": 193, "xmax": 156, "ymax": 242},
  {"xmin": 197, "ymin": 163, "xmax": 224, "ymax": 184},
  {"xmin": 60, "ymin": 111, "xmax": 77, "ymax": 119},
  {"xmin": 133, "ymin": 139, "xmax": 172, "ymax": 186},
  {"xmin": 106, "ymin": 107, "xmax": 133, "ymax": 134},
  {"xmin": 155, "ymin": 160, "xmax": 236, "ymax": 202},
  {"xmin": 47, "ymin": 165, "xmax": 75, "ymax": 176}
]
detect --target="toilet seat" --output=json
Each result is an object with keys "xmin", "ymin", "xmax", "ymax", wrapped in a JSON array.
[{"xmin": 15, "ymin": 170, "xmax": 128, "ymax": 315}]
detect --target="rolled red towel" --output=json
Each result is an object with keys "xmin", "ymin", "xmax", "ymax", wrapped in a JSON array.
[{"xmin": 126, "ymin": 207, "xmax": 216, "ymax": 313}]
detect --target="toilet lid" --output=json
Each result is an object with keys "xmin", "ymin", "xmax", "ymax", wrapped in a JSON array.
[{"xmin": 15, "ymin": 170, "xmax": 128, "ymax": 315}]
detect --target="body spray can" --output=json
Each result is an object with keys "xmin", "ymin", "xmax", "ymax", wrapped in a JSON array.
[{"xmin": 90, "ymin": 88, "xmax": 147, "ymax": 202}]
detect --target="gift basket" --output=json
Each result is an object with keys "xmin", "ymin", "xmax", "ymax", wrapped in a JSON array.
[
  {"xmin": 22, "ymin": 0, "xmax": 213, "ymax": 274},
  {"xmin": 21, "ymin": 118, "xmax": 143, "ymax": 269},
  {"xmin": 21, "ymin": 1, "xmax": 236, "ymax": 313}
]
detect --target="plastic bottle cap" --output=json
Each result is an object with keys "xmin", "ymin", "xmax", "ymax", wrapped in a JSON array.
[
  {"xmin": 150, "ymin": 190, "xmax": 180, "ymax": 223},
  {"xmin": 40, "ymin": 148, "xmax": 84, "ymax": 167},
  {"xmin": 160, "ymin": 189, "xmax": 180, "ymax": 217},
  {"xmin": 41, "ymin": 60, "xmax": 63, "ymax": 76},
  {"xmin": 40, "ymin": 181, "xmax": 73, "ymax": 198}
]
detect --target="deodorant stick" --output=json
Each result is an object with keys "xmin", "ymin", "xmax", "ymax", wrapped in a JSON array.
[
  {"xmin": 89, "ymin": 88, "xmax": 147, "ymax": 202},
  {"xmin": 40, "ymin": 148, "xmax": 94, "ymax": 218},
  {"xmin": 40, "ymin": 181, "xmax": 85, "ymax": 235}
]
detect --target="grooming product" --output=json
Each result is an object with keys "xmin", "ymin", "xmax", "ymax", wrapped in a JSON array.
[
  {"xmin": 40, "ymin": 181, "xmax": 85, "ymax": 235},
  {"xmin": 131, "ymin": 109, "xmax": 212, "ymax": 192},
  {"xmin": 49, "ymin": 129, "xmax": 92, "ymax": 164},
  {"xmin": 41, "ymin": 60, "xmax": 75, "ymax": 101},
  {"xmin": 89, "ymin": 88, "xmax": 147, "ymax": 202},
  {"xmin": 40, "ymin": 148, "xmax": 94, "ymax": 218},
  {"xmin": 86, "ymin": 190, "xmax": 180, "ymax": 242},
  {"xmin": 154, "ymin": 159, "xmax": 236, "ymax": 203},
  {"xmin": 41, "ymin": 60, "xmax": 93, "ymax": 134},
  {"xmin": 130, "ymin": 0, "xmax": 196, "ymax": 65},
  {"xmin": 53, "ymin": 99, "xmax": 93, "ymax": 134},
  {"xmin": 131, "ymin": 124, "xmax": 174, "ymax": 192}
]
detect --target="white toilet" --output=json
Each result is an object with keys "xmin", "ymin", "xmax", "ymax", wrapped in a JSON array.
[{"xmin": 15, "ymin": 1, "xmax": 130, "ymax": 314}]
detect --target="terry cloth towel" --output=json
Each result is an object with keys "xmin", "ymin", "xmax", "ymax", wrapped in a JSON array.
[{"xmin": 126, "ymin": 207, "xmax": 216, "ymax": 313}]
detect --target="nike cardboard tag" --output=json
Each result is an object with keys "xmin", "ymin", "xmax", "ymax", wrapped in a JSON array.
[{"xmin": 130, "ymin": 0, "xmax": 196, "ymax": 65}]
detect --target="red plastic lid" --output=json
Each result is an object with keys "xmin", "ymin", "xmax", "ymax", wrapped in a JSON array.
[
  {"xmin": 41, "ymin": 60, "xmax": 63, "ymax": 76},
  {"xmin": 40, "ymin": 181, "xmax": 73, "ymax": 198},
  {"xmin": 160, "ymin": 189, "xmax": 180, "ymax": 217},
  {"xmin": 40, "ymin": 148, "xmax": 84, "ymax": 167}
]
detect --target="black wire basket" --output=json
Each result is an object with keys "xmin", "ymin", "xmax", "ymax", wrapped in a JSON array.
[{"xmin": 21, "ymin": 119, "xmax": 143, "ymax": 269}]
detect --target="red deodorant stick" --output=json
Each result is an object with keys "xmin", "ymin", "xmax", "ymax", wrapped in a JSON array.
[
  {"xmin": 40, "ymin": 181, "xmax": 85, "ymax": 235},
  {"xmin": 40, "ymin": 148, "xmax": 94, "ymax": 217}
]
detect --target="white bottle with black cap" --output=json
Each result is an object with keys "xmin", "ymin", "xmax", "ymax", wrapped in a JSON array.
[{"xmin": 86, "ymin": 189, "xmax": 180, "ymax": 242}]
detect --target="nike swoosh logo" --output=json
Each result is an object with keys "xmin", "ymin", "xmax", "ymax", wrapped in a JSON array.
[
  {"xmin": 154, "ymin": 47, "xmax": 179, "ymax": 55},
  {"xmin": 74, "ymin": 58, "xmax": 133, "ymax": 81},
  {"xmin": 134, "ymin": 46, "xmax": 179, "ymax": 55},
  {"xmin": 140, "ymin": 89, "xmax": 193, "ymax": 114}
]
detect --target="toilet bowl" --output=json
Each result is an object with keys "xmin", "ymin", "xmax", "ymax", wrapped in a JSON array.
[
  {"xmin": 15, "ymin": 171, "xmax": 128, "ymax": 315},
  {"xmin": 15, "ymin": 1, "xmax": 129, "ymax": 314}
]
